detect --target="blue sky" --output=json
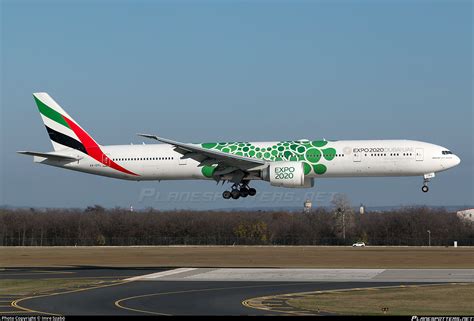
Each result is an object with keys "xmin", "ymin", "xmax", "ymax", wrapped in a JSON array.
[{"xmin": 1, "ymin": 0, "xmax": 472, "ymax": 210}]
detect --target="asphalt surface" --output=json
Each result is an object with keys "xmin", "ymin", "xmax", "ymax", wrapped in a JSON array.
[
  {"xmin": 0, "ymin": 267, "xmax": 466, "ymax": 315},
  {"xmin": 0, "ymin": 267, "xmax": 171, "ymax": 280},
  {"xmin": 10, "ymin": 279, "xmax": 425, "ymax": 315}
]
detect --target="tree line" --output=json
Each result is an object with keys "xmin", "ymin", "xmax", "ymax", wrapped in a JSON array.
[{"xmin": 0, "ymin": 206, "xmax": 472, "ymax": 246}]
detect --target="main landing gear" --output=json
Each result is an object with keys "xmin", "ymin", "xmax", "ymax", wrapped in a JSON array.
[{"xmin": 222, "ymin": 183, "xmax": 257, "ymax": 200}]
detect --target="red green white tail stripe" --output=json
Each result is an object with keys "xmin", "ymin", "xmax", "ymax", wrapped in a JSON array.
[{"xmin": 33, "ymin": 93, "xmax": 138, "ymax": 176}]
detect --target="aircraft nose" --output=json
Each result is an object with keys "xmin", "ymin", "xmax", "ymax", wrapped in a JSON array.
[{"xmin": 453, "ymin": 155, "xmax": 461, "ymax": 166}]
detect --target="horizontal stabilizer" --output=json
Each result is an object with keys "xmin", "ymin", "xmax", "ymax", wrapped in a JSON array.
[{"xmin": 17, "ymin": 151, "xmax": 81, "ymax": 161}]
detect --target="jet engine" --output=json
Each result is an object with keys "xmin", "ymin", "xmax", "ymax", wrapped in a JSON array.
[{"xmin": 262, "ymin": 161, "xmax": 314, "ymax": 188}]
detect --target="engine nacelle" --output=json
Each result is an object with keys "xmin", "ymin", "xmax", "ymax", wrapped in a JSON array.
[{"xmin": 262, "ymin": 162, "xmax": 314, "ymax": 188}]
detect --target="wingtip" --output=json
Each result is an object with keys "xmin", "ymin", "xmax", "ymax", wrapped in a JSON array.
[{"xmin": 137, "ymin": 133, "xmax": 158, "ymax": 140}]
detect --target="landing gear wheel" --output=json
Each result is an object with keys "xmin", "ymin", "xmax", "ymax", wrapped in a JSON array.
[
  {"xmin": 240, "ymin": 188, "xmax": 249, "ymax": 198},
  {"xmin": 231, "ymin": 189, "xmax": 240, "ymax": 199},
  {"xmin": 248, "ymin": 188, "xmax": 257, "ymax": 196},
  {"xmin": 422, "ymin": 185, "xmax": 429, "ymax": 193},
  {"xmin": 224, "ymin": 181, "xmax": 256, "ymax": 200}
]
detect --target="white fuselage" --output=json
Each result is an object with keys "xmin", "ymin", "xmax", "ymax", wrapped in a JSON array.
[{"xmin": 34, "ymin": 139, "xmax": 461, "ymax": 182}]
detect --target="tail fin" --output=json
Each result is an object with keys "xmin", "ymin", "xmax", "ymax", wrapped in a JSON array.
[{"xmin": 33, "ymin": 92, "xmax": 99, "ymax": 153}]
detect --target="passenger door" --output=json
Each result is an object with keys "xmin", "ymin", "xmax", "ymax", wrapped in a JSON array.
[
  {"xmin": 415, "ymin": 148, "xmax": 424, "ymax": 161},
  {"xmin": 353, "ymin": 151, "xmax": 361, "ymax": 162},
  {"xmin": 102, "ymin": 153, "xmax": 110, "ymax": 167}
]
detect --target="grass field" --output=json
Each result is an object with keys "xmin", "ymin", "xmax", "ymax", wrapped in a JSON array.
[
  {"xmin": 287, "ymin": 283, "xmax": 474, "ymax": 315},
  {"xmin": 1, "ymin": 246, "xmax": 473, "ymax": 268}
]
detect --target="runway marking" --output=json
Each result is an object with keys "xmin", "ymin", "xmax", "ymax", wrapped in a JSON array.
[
  {"xmin": 242, "ymin": 282, "xmax": 468, "ymax": 315},
  {"xmin": 125, "ymin": 268, "xmax": 197, "ymax": 281},
  {"xmin": 11, "ymin": 280, "xmax": 134, "ymax": 315},
  {"xmin": 115, "ymin": 282, "xmax": 317, "ymax": 316},
  {"xmin": 242, "ymin": 296, "xmax": 317, "ymax": 316}
]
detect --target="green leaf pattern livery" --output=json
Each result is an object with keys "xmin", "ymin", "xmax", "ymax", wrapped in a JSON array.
[{"xmin": 200, "ymin": 140, "xmax": 336, "ymax": 178}]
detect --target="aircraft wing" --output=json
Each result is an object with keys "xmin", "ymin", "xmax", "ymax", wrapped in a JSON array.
[
  {"xmin": 17, "ymin": 151, "xmax": 81, "ymax": 161},
  {"xmin": 137, "ymin": 134, "xmax": 266, "ymax": 172}
]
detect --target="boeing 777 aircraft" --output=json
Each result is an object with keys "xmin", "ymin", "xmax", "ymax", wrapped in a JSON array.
[{"xmin": 19, "ymin": 93, "xmax": 461, "ymax": 199}]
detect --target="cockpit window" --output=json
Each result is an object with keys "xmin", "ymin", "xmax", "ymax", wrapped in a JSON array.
[{"xmin": 442, "ymin": 150, "xmax": 453, "ymax": 155}]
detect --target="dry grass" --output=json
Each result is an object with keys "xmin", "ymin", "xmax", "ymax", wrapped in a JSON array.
[
  {"xmin": 287, "ymin": 283, "xmax": 474, "ymax": 315},
  {"xmin": 1, "ymin": 246, "xmax": 473, "ymax": 268}
]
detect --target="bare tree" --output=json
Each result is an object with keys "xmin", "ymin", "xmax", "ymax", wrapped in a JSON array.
[{"xmin": 0, "ymin": 207, "xmax": 472, "ymax": 246}]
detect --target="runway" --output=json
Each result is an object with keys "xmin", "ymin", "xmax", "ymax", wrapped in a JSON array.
[
  {"xmin": 0, "ymin": 267, "xmax": 170, "ymax": 280},
  {"xmin": 2, "ymin": 267, "xmax": 473, "ymax": 315}
]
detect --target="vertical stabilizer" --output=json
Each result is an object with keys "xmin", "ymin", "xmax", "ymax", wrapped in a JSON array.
[{"xmin": 33, "ymin": 92, "xmax": 99, "ymax": 153}]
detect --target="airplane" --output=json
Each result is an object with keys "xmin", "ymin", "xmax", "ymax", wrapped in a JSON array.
[{"xmin": 18, "ymin": 93, "xmax": 461, "ymax": 200}]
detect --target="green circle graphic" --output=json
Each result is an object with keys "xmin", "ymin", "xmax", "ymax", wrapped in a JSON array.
[
  {"xmin": 311, "ymin": 140, "xmax": 328, "ymax": 147},
  {"xmin": 305, "ymin": 148, "xmax": 321, "ymax": 163},
  {"xmin": 303, "ymin": 162, "xmax": 312, "ymax": 175},
  {"xmin": 322, "ymin": 148, "xmax": 336, "ymax": 161},
  {"xmin": 201, "ymin": 166, "xmax": 215, "ymax": 178},
  {"xmin": 313, "ymin": 164, "xmax": 327, "ymax": 175},
  {"xmin": 202, "ymin": 143, "xmax": 217, "ymax": 149}
]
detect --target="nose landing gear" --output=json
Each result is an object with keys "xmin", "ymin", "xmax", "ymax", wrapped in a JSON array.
[
  {"xmin": 421, "ymin": 173, "xmax": 435, "ymax": 193},
  {"xmin": 222, "ymin": 182, "xmax": 257, "ymax": 200}
]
